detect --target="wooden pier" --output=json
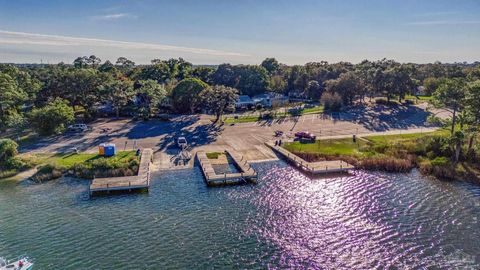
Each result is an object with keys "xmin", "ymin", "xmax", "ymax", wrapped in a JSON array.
[
  {"xmin": 197, "ymin": 150, "xmax": 258, "ymax": 186},
  {"xmin": 266, "ymin": 142, "xmax": 354, "ymax": 175},
  {"xmin": 89, "ymin": 148, "xmax": 153, "ymax": 196}
]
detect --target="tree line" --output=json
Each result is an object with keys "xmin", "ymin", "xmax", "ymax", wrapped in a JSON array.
[{"xmin": 1, "ymin": 56, "xmax": 480, "ymax": 135}]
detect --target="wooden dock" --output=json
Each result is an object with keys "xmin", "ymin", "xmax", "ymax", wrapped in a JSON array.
[
  {"xmin": 197, "ymin": 150, "xmax": 258, "ymax": 186},
  {"xmin": 89, "ymin": 148, "xmax": 153, "ymax": 196},
  {"xmin": 266, "ymin": 142, "xmax": 354, "ymax": 175}
]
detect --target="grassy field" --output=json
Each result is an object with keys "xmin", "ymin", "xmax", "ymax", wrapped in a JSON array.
[
  {"xmin": 26, "ymin": 151, "xmax": 137, "ymax": 168},
  {"xmin": 364, "ymin": 129, "xmax": 448, "ymax": 144},
  {"xmin": 283, "ymin": 138, "xmax": 368, "ymax": 157},
  {"xmin": 223, "ymin": 115, "xmax": 260, "ymax": 124},
  {"xmin": 300, "ymin": 106, "xmax": 324, "ymax": 114},
  {"xmin": 223, "ymin": 105, "xmax": 324, "ymax": 124},
  {"xmin": 405, "ymin": 95, "xmax": 433, "ymax": 102}
]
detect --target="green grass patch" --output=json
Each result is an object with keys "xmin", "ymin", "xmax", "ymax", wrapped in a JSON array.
[
  {"xmin": 206, "ymin": 152, "xmax": 223, "ymax": 159},
  {"xmin": 30, "ymin": 151, "xmax": 136, "ymax": 168},
  {"xmin": 223, "ymin": 106, "xmax": 324, "ymax": 124},
  {"xmin": 223, "ymin": 115, "xmax": 260, "ymax": 124},
  {"xmin": 300, "ymin": 106, "xmax": 324, "ymax": 115},
  {"xmin": 364, "ymin": 129, "xmax": 448, "ymax": 144},
  {"xmin": 283, "ymin": 138, "xmax": 368, "ymax": 157},
  {"xmin": 405, "ymin": 95, "xmax": 433, "ymax": 101}
]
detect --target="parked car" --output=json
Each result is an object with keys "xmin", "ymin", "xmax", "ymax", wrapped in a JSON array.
[
  {"xmin": 67, "ymin": 124, "xmax": 89, "ymax": 132},
  {"xmin": 177, "ymin": 137, "xmax": 188, "ymax": 149},
  {"xmin": 274, "ymin": 130, "xmax": 284, "ymax": 137},
  {"xmin": 294, "ymin": 131, "xmax": 316, "ymax": 140}
]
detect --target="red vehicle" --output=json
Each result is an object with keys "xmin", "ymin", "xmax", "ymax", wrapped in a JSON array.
[{"xmin": 294, "ymin": 131, "xmax": 316, "ymax": 140}]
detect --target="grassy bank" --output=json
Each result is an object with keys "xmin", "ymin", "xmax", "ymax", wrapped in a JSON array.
[
  {"xmin": 282, "ymin": 129, "xmax": 480, "ymax": 180},
  {"xmin": 25, "ymin": 151, "xmax": 139, "ymax": 182}
]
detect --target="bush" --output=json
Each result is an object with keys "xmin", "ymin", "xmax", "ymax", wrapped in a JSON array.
[
  {"xmin": 424, "ymin": 136, "xmax": 451, "ymax": 157},
  {"xmin": 31, "ymin": 164, "xmax": 64, "ymax": 183},
  {"xmin": 358, "ymin": 156, "xmax": 414, "ymax": 173},
  {"xmin": 430, "ymin": 156, "xmax": 449, "ymax": 166},
  {"xmin": 320, "ymin": 92, "xmax": 343, "ymax": 111},
  {"xmin": 0, "ymin": 139, "xmax": 19, "ymax": 162},
  {"xmin": 3, "ymin": 157, "xmax": 30, "ymax": 170}
]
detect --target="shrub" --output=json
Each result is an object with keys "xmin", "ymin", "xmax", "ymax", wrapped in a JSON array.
[
  {"xmin": 0, "ymin": 139, "xmax": 19, "ymax": 163},
  {"xmin": 3, "ymin": 157, "xmax": 31, "ymax": 170},
  {"xmin": 358, "ymin": 156, "xmax": 414, "ymax": 173},
  {"xmin": 320, "ymin": 92, "xmax": 343, "ymax": 111},
  {"xmin": 424, "ymin": 136, "xmax": 451, "ymax": 157},
  {"xmin": 430, "ymin": 156, "xmax": 449, "ymax": 166},
  {"xmin": 31, "ymin": 164, "xmax": 64, "ymax": 183}
]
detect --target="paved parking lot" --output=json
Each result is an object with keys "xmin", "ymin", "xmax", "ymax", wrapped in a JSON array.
[{"xmin": 20, "ymin": 103, "xmax": 443, "ymax": 167}]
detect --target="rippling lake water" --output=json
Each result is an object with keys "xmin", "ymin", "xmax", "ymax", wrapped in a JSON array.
[{"xmin": 1, "ymin": 161, "xmax": 480, "ymax": 269}]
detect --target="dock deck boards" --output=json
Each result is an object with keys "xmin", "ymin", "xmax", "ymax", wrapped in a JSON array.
[
  {"xmin": 266, "ymin": 142, "xmax": 354, "ymax": 174},
  {"xmin": 197, "ymin": 150, "xmax": 258, "ymax": 186},
  {"xmin": 89, "ymin": 148, "xmax": 153, "ymax": 195}
]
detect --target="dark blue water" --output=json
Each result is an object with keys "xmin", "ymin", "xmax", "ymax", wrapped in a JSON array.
[{"xmin": 1, "ymin": 161, "xmax": 480, "ymax": 269}]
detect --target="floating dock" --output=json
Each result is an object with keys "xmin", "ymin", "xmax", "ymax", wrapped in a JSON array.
[
  {"xmin": 89, "ymin": 148, "xmax": 153, "ymax": 196},
  {"xmin": 266, "ymin": 142, "xmax": 354, "ymax": 175},
  {"xmin": 197, "ymin": 150, "xmax": 258, "ymax": 186}
]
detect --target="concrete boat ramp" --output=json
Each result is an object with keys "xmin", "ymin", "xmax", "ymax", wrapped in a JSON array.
[
  {"xmin": 197, "ymin": 150, "xmax": 258, "ymax": 186},
  {"xmin": 266, "ymin": 142, "xmax": 354, "ymax": 175},
  {"xmin": 89, "ymin": 149, "xmax": 153, "ymax": 196}
]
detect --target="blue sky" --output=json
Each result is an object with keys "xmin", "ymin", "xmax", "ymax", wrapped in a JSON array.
[{"xmin": 0, "ymin": 0, "xmax": 479, "ymax": 64}]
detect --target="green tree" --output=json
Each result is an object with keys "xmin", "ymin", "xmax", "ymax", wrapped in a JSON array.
[
  {"xmin": 136, "ymin": 80, "xmax": 166, "ymax": 119},
  {"xmin": 423, "ymin": 77, "xmax": 443, "ymax": 96},
  {"xmin": 306, "ymin": 80, "xmax": 322, "ymax": 100},
  {"xmin": 450, "ymin": 131, "xmax": 465, "ymax": 164},
  {"xmin": 325, "ymin": 71, "xmax": 363, "ymax": 105},
  {"xmin": 0, "ymin": 138, "xmax": 18, "ymax": 163},
  {"xmin": 172, "ymin": 78, "xmax": 209, "ymax": 113},
  {"xmin": 200, "ymin": 85, "xmax": 239, "ymax": 123},
  {"xmin": 116, "ymin": 57, "xmax": 135, "ymax": 69},
  {"xmin": 29, "ymin": 98, "xmax": 75, "ymax": 135},
  {"xmin": 269, "ymin": 75, "xmax": 287, "ymax": 93},
  {"xmin": 211, "ymin": 64, "xmax": 269, "ymax": 96},
  {"xmin": 137, "ymin": 62, "xmax": 170, "ymax": 83},
  {"xmin": 261, "ymin": 58, "xmax": 280, "ymax": 75},
  {"xmin": 465, "ymin": 80, "xmax": 480, "ymax": 154},
  {"xmin": 40, "ymin": 68, "xmax": 105, "ymax": 118},
  {"xmin": 101, "ymin": 77, "xmax": 135, "ymax": 118},
  {"xmin": 0, "ymin": 73, "xmax": 27, "ymax": 130},
  {"xmin": 433, "ymin": 78, "xmax": 466, "ymax": 134}
]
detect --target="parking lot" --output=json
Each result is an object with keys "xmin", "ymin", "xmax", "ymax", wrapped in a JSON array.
[{"xmin": 19, "ymin": 103, "xmax": 443, "ymax": 168}]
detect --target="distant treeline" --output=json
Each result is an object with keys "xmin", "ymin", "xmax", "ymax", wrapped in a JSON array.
[{"xmin": 1, "ymin": 56, "xmax": 480, "ymax": 134}]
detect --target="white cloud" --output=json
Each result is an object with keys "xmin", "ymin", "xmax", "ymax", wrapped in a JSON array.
[
  {"xmin": 405, "ymin": 20, "xmax": 480, "ymax": 26},
  {"xmin": 0, "ymin": 30, "xmax": 249, "ymax": 57},
  {"xmin": 91, "ymin": 13, "xmax": 137, "ymax": 21}
]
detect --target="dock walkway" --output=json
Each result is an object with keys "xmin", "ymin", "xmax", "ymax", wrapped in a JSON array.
[
  {"xmin": 197, "ymin": 150, "xmax": 258, "ymax": 186},
  {"xmin": 89, "ymin": 148, "xmax": 153, "ymax": 195},
  {"xmin": 266, "ymin": 142, "xmax": 354, "ymax": 174}
]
